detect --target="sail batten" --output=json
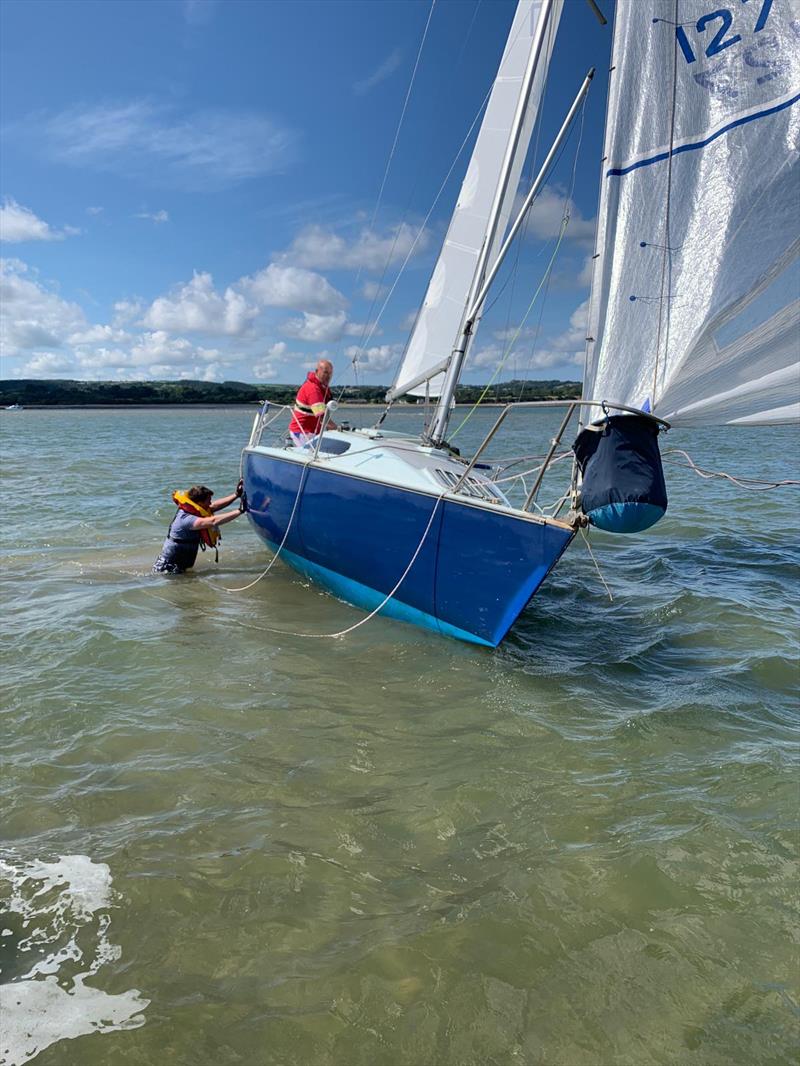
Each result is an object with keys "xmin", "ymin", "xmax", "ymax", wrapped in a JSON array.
[
  {"xmin": 584, "ymin": 0, "xmax": 800, "ymax": 427},
  {"xmin": 390, "ymin": 0, "xmax": 563, "ymax": 401}
]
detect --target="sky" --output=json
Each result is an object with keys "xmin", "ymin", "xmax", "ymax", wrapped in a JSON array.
[{"xmin": 0, "ymin": 0, "xmax": 612, "ymax": 388}]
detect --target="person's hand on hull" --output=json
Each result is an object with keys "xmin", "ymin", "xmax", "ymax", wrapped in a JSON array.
[{"xmin": 153, "ymin": 483, "xmax": 249, "ymax": 575}]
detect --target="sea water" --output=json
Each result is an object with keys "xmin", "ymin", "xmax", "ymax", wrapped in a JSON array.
[{"xmin": 1, "ymin": 405, "xmax": 798, "ymax": 1066}]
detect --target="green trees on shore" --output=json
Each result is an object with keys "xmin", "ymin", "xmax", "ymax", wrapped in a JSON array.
[{"xmin": 0, "ymin": 378, "xmax": 581, "ymax": 407}]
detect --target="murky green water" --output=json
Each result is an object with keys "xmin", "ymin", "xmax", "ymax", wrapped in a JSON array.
[{"xmin": 1, "ymin": 406, "xmax": 798, "ymax": 1065}]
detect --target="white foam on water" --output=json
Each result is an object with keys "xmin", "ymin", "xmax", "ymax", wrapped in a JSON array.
[{"xmin": 0, "ymin": 854, "xmax": 148, "ymax": 1066}]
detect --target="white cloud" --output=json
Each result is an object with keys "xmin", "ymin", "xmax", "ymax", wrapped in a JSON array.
[
  {"xmin": 550, "ymin": 299, "xmax": 589, "ymax": 353},
  {"xmin": 282, "ymin": 222, "xmax": 429, "ymax": 272},
  {"xmin": 577, "ymin": 254, "xmax": 594, "ymax": 287},
  {"xmin": 132, "ymin": 332, "xmax": 219, "ymax": 365},
  {"xmin": 1, "ymin": 258, "xmax": 236, "ymax": 381},
  {"xmin": 469, "ymin": 344, "xmax": 509, "ymax": 370},
  {"xmin": 0, "ymin": 198, "xmax": 77, "ymax": 243},
  {"xmin": 143, "ymin": 272, "xmax": 256, "ymax": 335},
  {"xmin": 0, "ymin": 259, "xmax": 86, "ymax": 356},
  {"xmin": 18, "ymin": 352, "xmax": 74, "ymax": 376},
  {"xmin": 31, "ymin": 101, "xmax": 296, "ymax": 191},
  {"xmin": 493, "ymin": 325, "xmax": 538, "ymax": 342},
  {"xmin": 514, "ymin": 185, "xmax": 596, "ymax": 245},
  {"xmin": 281, "ymin": 310, "xmax": 348, "ymax": 343},
  {"xmin": 361, "ymin": 280, "xmax": 388, "ymax": 301},
  {"xmin": 68, "ymin": 324, "xmax": 130, "ymax": 345},
  {"xmin": 112, "ymin": 299, "xmax": 144, "ymax": 325},
  {"xmin": 253, "ymin": 343, "xmax": 308, "ymax": 380},
  {"xmin": 353, "ymin": 49, "xmax": 403, "ymax": 95},
  {"xmin": 243, "ymin": 262, "xmax": 346, "ymax": 314},
  {"xmin": 86, "ymin": 206, "xmax": 104, "ymax": 216},
  {"xmin": 344, "ymin": 320, "xmax": 380, "ymax": 338},
  {"xmin": 344, "ymin": 343, "xmax": 402, "ymax": 374},
  {"xmin": 469, "ymin": 300, "xmax": 589, "ymax": 375},
  {"xmin": 253, "ymin": 362, "xmax": 279, "ymax": 380},
  {"xmin": 135, "ymin": 209, "xmax": 169, "ymax": 224}
]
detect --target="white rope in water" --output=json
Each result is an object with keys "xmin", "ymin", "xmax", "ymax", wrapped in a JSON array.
[
  {"xmin": 222, "ymin": 494, "xmax": 447, "ymax": 640},
  {"xmin": 663, "ymin": 448, "xmax": 800, "ymax": 490},
  {"xmin": 579, "ymin": 526, "xmax": 613, "ymax": 602},
  {"xmin": 218, "ymin": 449, "xmax": 312, "ymax": 593}
]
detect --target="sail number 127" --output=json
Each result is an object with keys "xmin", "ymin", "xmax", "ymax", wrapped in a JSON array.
[{"xmin": 675, "ymin": 0, "xmax": 772, "ymax": 63}]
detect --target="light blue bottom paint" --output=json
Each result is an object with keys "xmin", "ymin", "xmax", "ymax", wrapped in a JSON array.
[
  {"xmin": 588, "ymin": 501, "xmax": 666, "ymax": 534},
  {"xmin": 266, "ymin": 541, "xmax": 494, "ymax": 647}
]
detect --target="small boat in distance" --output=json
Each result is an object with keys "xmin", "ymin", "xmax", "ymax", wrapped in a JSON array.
[{"xmin": 4, "ymin": 404, "xmax": 23, "ymax": 411}]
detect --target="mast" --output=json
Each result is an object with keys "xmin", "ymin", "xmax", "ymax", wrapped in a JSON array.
[{"xmin": 426, "ymin": 0, "xmax": 555, "ymax": 445}]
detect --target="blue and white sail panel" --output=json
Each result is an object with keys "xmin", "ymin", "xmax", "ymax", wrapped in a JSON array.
[
  {"xmin": 583, "ymin": 0, "xmax": 800, "ymax": 426},
  {"xmin": 391, "ymin": 0, "xmax": 563, "ymax": 399}
]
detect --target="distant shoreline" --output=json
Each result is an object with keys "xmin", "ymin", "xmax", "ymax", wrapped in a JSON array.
[
  {"xmin": 1, "ymin": 401, "xmax": 536, "ymax": 411},
  {"xmin": 0, "ymin": 378, "xmax": 582, "ymax": 410}
]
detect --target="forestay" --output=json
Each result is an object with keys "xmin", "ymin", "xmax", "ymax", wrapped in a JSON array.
[
  {"xmin": 391, "ymin": 0, "xmax": 563, "ymax": 399},
  {"xmin": 584, "ymin": 0, "xmax": 800, "ymax": 426}
]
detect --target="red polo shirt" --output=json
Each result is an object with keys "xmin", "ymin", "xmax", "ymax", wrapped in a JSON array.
[{"xmin": 288, "ymin": 372, "xmax": 332, "ymax": 436}]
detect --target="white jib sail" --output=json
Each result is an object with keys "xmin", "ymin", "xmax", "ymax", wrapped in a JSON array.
[
  {"xmin": 391, "ymin": 0, "xmax": 563, "ymax": 399},
  {"xmin": 583, "ymin": 0, "xmax": 800, "ymax": 426}
]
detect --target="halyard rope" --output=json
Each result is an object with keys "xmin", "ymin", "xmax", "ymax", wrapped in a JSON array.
[{"xmin": 662, "ymin": 448, "xmax": 800, "ymax": 490}]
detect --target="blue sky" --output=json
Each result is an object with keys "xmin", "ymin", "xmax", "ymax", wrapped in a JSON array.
[{"xmin": 0, "ymin": 0, "xmax": 611, "ymax": 387}]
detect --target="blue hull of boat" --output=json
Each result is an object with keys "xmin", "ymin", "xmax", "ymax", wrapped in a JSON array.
[{"xmin": 243, "ymin": 451, "xmax": 574, "ymax": 647}]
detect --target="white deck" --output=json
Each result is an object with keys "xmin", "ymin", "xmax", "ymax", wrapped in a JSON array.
[
  {"xmin": 247, "ymin": 427, "xmax": 509, "ymax": 502},
  {"xmin": 245, "ymin": 426, "xmax": 574, "ymax": 533}
]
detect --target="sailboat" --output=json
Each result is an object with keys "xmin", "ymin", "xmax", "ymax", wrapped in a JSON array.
[{"xmin": 242, "ymin": 0, "xmax": 799, "ymax": 646}]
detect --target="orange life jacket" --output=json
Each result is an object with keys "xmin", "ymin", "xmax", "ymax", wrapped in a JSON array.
[{"xmin": 171, "ymin": 490, "xmax": 220, "ymax": 550}]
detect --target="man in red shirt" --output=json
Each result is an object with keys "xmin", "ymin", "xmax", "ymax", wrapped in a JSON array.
[{"xmin": 288, "ymin": 358, "xmax": 338, "ymax": 445}]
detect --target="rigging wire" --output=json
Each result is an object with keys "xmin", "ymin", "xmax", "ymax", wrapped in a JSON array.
[
  {"xmin": 371, "ymin": 0, "xmax": 437, "ymax": 235},
  {"xmin": 579, "ymin": 526, "xmax": 614, "ymax": 601},
  {"xmin": 485, "ymin": 1, "xmax": 556, "ymax": 400},
  {"xmin": 344, "ymin": 0, "xmax": 438, "ymax": 383},
  {"xmin": 343, "ymin": 0, "xmax": 482, "ymax": 392},
  {"xmin": 355, "ymin": 5, "xmax": 537, "ymax": 372},
  {"xmin": 448, "ymin": 96, "xmax": 589, "ymax": 440},
  {"xmin": 651, "ymin": 0, "xmax": 681, "ymax": 408},
  {"xmin": 516, "ymin": 84, "xmax": 587, "ymax": 403}
]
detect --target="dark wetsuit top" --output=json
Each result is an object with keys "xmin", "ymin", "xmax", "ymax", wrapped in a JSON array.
[{"xmin": 153, "ymin": 510, "xmax": 202, "ymax": 573}]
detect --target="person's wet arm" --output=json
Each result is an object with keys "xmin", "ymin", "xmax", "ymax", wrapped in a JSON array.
[
  {"xmin": 210, "ymin": 480, "xmax": 244, "ymax": 512},
  {"xmin": 193, "ymin": 508, "xmax": 243, "ymax": 530}
]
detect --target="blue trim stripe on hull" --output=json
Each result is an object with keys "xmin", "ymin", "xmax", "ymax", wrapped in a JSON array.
[{"xmin": 266, "ymin": 540, "xmax": 494, "ymax": 647}]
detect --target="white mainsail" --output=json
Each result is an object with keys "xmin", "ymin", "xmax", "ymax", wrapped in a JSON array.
[
  {"xmin": 584, "ymin": 0, "xmax": 800, "ymax": 426},
  {"xmin": 390, "ymin": 0, "xmax": 563, "ymax": 399}
]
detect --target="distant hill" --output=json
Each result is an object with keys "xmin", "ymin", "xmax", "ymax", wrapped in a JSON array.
[{"xmin": 0, "ymin": 378, "xmax": 582, "ymax": 407}]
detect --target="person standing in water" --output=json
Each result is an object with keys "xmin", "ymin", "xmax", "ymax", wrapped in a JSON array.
[
  {"xmin": 152, "ymin": 481, "xmax": 247, "ymax": 574},
  {"xmin": 288, "ymin": 359, "xmax": 338, "ymax": 445}
]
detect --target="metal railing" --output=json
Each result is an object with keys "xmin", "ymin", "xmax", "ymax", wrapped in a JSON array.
[
  {"xmin": 247, "ymin": 397, "xmax": 669, "ymax": 519},
  {"xmin": 449, "ymin": 399, "xmax": 669, "ymax": 514}
]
